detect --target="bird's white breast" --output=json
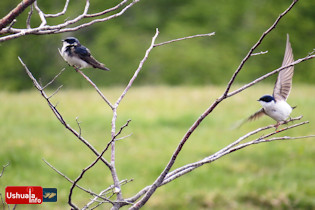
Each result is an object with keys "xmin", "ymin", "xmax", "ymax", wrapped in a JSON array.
[
  {"xmin": 260, "ymin": 100, "xmax": 292, "ymax": 122},
  {"xmin": 61, "ymin": 43, "xmax": 91, "ymax": 69}
]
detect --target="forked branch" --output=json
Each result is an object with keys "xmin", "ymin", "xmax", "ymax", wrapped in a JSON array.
[
  {"xmin": 129, "ymin": 0, "xmax": 309, "ymax": 209},
  {"xmin": 18, "ymin": 57, "xmax": 112, "ymax": 169},
  {"xmin": 17, "ymin": 0, "xmax": 315, "ymax": 209},
  {"xmin": 0, "ymin": 0, "xmax": 140, "ymax": 42}
]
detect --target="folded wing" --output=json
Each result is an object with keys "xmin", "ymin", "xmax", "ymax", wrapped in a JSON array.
[{"xmin": 75, "ymin": 45, "xmax": 110, "ymax": 71}]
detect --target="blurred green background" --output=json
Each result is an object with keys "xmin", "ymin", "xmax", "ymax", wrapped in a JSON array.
[
  {"xmin": 0, "ymin": 0, "xmax": 314, "ymax": 90},
  {"xmin": 1, "ymin": 0, "xmax": 315, "ymax": 209},
  {"xmin": 0, "ymin": 86, "xmax": 315, "ymax": 209}
]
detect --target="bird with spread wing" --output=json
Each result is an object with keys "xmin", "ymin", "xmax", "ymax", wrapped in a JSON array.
[{"xmin": 245, "ymin": 34, "xmax": 296, "ymax": 130}]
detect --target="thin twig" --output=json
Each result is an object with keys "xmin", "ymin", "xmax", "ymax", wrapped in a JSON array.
[
  {"xmin": 227, "ymin": 54, "xmax": 315, "ymax": 98},
  {"xmin": 34, "ymin": 1, "xmax": 47, "ymax": 27},
  {"xmin": 223, "ymin": 0, "xmax": 299, "ymax": 97},
  {"xmin": 83, "ymin": 179, "xmax": 133, "ymax": 210},
  {"xmin": 26, "ymin": 5, "xmax": 33, "ymax": 29},
  {"xmin": 108, "ymin": 29, "xmax": 159, "ymax": 206},
  {"xmin": 0, "ymin": 0, "xmax": 35, "ymax": 30},
  {"xmin": 115, "ymin": 133, "xmax": 133, "ymax": 141},
  {"xmin": 47, "ymin": 85, "xmax": 63, "ymax": 99},
  {"xmin": 251, "ymin": 50, "xmax": 268, "ymax": 56},
  {"xmin": 68, "ymin": 120, "xmax": 131, "ymax": 209},
  {"xmin": 19, "ymin": 57, "xmax": 112, "ymax": 169},
  {"xmin": 163, "ymin": 120, "xmax": 312, "ymax": 186},
  {"xmin": 7, "ymin": 19, "xmax": 17, "ymax": 30},
  {"xmin": 212, "ymin": 116, "xmax": 303, "ymax": 158},
  {"xmin": 76, "ymin": 69, "xmax": 114, "ymax": 109},
  {"xmin": 115, "ymin": 28, "xmax": 159, "ymax": 106},
  {"xmin": 0, "ymin": 163, "xmax": 9, "ymax": 177},
  {"xmin": 153, "ymin": 32, "xmax": 215, "ymax": 47},
  {"xmin": 42, "ymin": 68, "xmax": 65, "ymax": 90},
  {"xmin": 85, "ymin": 0, "xmax": 128, "ymax": 18},
  {"xmin": 308, "ymin": 49, "xmax": 315, "ymax": 56},
  {"xmin": 126, "ymin": 118, "xmax": 312, "ymax": 204},
  {"xmin": 45, "ymin": 0, "xmax": 70, "ymax": 18},
  {"xmin": 42, "ymin": 159, "xmax": 110, "ymax": 202},
  {"xmin": 130, "ymin": 1, "xmax": 300, "ymax": 209},
  {"xmin": 75, "ymin": 117, "xmax": 82, "ymax": 137},
  {"xmin": 228, "ymin": 122, "xmax": 311, "ymax": 153},
  {"xmin": 266, "ymin": 135, "xmax": 315, "ymax": 141},
  {"xmin": 0, "ymin": 163, "xmax": 9, "ymax": 210},
  {"xmin": 0, "ymin": 0, "xmax": 140, "ymax": 42}
]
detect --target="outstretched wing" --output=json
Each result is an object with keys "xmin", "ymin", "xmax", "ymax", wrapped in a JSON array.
[
  {"xmin": 273, "ymin": 34, "xmax": 294, "ymax": 101},
  {"xmin": 75, "ymin": 45, "xmax": 110, "ymax": 71},
  {"xmin": 231, "ymin": 108, "xmax": 265, "ymax": 129},
  {"xmin": 247, "ymin": 108, "xmax": 266, "ymax": 122}
]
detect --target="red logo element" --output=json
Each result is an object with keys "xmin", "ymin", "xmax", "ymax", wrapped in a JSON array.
[{"xmin": 5, "ymin": 186, "xmax": 43, "ymax": 204}]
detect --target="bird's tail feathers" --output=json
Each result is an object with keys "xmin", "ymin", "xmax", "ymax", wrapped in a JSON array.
[{"xmin": 93, "ymin": 64, "xmax": 110, "ymax": 71}]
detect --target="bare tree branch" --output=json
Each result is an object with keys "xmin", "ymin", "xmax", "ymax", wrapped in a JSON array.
[
  {"xmin": 129, "ymin": 1, "xmax": 302, "ymax": 209},
  {"xmin": 85, "ymin": 0, "xmax": 129, "ymax": 18},
  {"xmin": 115, "ymin": 28, "xmax": 160, "ymax": 106},
  {"xmin": 223, "ymin": 0, "xmax": 299, "ymax": 97},
  {"xmin": 251, "ymin": 50, "xmax": 268, "ymax": 56},
  {"xmin": 76, "ymin": 69, "xmax": 114, "ymax": 109},
  {"xmin": 0, "ymin": 162, "xmax": 9, "ymax": 178},
  {"xmin": 126, "ymin": 118, "xmax": 314, "ymax": 204},
  {"xmin": 153, "ymin": 32, "xmax": 215, "ymax": 47},
  {"xmin": 15, "ymin": 0, "xmax": 314, "ymax": 208},
  {"xmin": 33, "ymin": 1, "xmax": 47, "ymax": 28},
  {"xmin": 227, "ymin": 54, "xmax": 315, "ymax": 98},
  {"xmin": 42, "ymin": 159, "xmax": 110, "ymax": 203},
  {"xmin": 75, "ymin": 117, "xmax": 82, "ymax": 138},
  {"xmin": 47, "ymin": 85, "xmax": 63, "ymax": 99},
  {"xmin": 42, "ymin": 68, "xmax": 65, "ymax": 90},
  {"xmin": 68, "ymin": 120, "xmax": 131, "ymax": 209},
  {"xmin": 83, "ymin": 179, "xmax": 133, "ymax": 210},
  {"xmin": 19, "ymin": 57, "xmax": 112, "ymax": 170},
  {"xmin": 104, "ymin": 29, "xmax": 160, "ymax": 207},
  {"xmin": 26, "ymin": 4, "xmax": 33, "ymax": 29},
  {"xmin": 0, "ymin": 163, "xmax": 9, "ymax": 210},
  {"xmin": 44, "ymin": 0, "xmax": 70, "ymax": 18},
  {"xmin": 0, "ymin": 0, "xmax": 35, "ymax": 30},
  {"xmin": 0, "ymin": 0, "xmax": 140, "ymax": 42},
  {"xmin": 163, "ymin": 118, "xmax": 310, "ymax": 183}
]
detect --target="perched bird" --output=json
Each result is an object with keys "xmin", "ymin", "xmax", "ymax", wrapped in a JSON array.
[
  {"xmin": 247, "ymin": 34, "xmax": 295, "ymax": 130},
  {"xmin": 61, "ymin": 37, "xmax": 109, "ymax": 71}
]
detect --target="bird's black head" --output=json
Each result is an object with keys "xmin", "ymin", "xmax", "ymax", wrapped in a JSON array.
[
  {"xmin": 63, "ymin": 37, "xmax": 80, "ymax": 45},
  {"xmin": 258, "ymin": 95, "xmax": 275, "ymax": 103}
]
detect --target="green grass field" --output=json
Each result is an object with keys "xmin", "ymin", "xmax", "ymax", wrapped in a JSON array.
[{"xmin": 0, "ymin": 85, "xmax": 315, "ymax": 209}]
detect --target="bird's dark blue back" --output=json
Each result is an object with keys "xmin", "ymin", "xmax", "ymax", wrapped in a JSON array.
[{"xmin": 74, "ymin": 45, "xmax": 90, "ymax": 57}]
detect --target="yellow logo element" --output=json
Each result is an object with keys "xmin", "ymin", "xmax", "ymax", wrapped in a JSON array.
[{"xmin": 43, "ymin": 192, "xmax": 56, "ymax": 199}]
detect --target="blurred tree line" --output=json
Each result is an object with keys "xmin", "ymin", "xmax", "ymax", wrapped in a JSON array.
[{"xmin": 0, "ymin": 0, "xmax": 314, "ymax": 90}]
